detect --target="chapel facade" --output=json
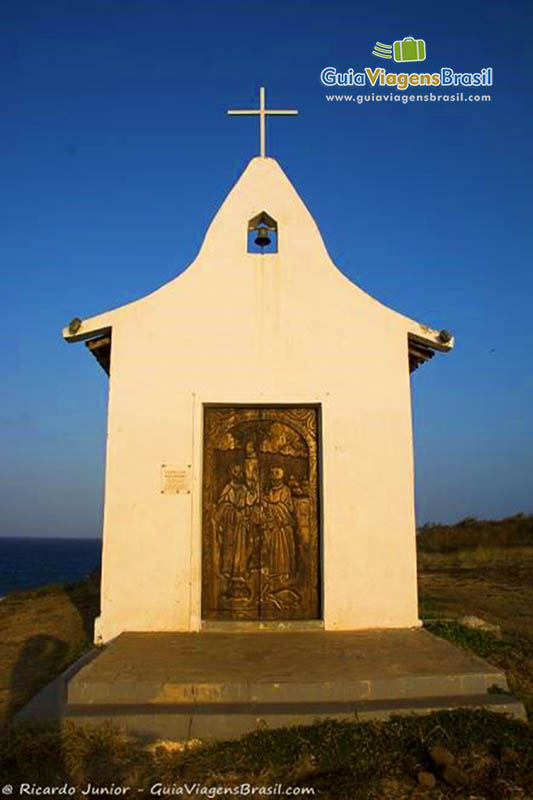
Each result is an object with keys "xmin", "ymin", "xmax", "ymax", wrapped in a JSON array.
[{"xmin": 64, "ymin": 97, "xmax": 452, "ymax": 644}]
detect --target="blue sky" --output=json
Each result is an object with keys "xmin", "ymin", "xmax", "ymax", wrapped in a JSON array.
[{"xmin": 1, "ymin": 0, "xmax": 531, "ymax": 537}]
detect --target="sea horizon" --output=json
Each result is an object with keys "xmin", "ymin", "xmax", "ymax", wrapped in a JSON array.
[
  {"xmin": 0, "ymin": 536, "xmax": 102, "ymax": 597},
  {"xmin": 0, "ymin": 535, "xmax": 101, "ymax": 540}
]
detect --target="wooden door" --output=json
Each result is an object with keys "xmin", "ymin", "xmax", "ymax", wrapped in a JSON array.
[{"xmin": 202, "ymin": 407, "xmax": 320, "ymax": 620}]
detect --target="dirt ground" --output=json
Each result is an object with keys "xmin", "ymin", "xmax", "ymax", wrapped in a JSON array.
[{"xmin": 418, "ymin": 546, "xmax": 533, "ymax": 636}]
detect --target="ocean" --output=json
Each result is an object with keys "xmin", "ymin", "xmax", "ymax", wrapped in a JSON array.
[{"xmin": 0, "ymin": 537, "xmax": 101, "ymax": 597}]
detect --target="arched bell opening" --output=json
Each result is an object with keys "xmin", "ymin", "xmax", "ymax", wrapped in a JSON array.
[{"xmin": 247, "ymin": 211, "xmax": 278, "ymax": 254}]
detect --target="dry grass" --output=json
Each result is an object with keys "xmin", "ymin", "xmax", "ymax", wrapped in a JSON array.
[
  {"xmin": 419, "ymin": 544, "xmax": 533, "ymax": 567},
  {"xmin": 417, "ymin": 513, "xmax": 533, "ymax": 553},
  {"xmin": 418, "ymin": 545, "xmax": 533, "ymax": 637},
  {"xmin": 1, "ymin": 711, "xmax": 533, "ymax": 799},
  {"xmin": 417, "ymin": 527, "xmax": 533, "ymax": 720},
  {"xmin": 0, "ymin": 578, "xmax": 99, "ymax": 729}
]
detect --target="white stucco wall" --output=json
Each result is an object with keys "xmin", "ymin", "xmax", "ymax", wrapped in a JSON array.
[{"xmin": 64, "ymin": 157, "xmax": 452, "ymax": 644}]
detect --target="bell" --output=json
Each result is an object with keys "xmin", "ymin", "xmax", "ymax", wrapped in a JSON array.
[{"xmin": 254, "ymin": 226, "xmax": 271, "ymax": 248}]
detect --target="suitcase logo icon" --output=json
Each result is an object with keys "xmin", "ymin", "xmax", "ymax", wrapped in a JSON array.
[{"xmin": 393, "ymin": 37, "xmax": 426, "ymax": 62}]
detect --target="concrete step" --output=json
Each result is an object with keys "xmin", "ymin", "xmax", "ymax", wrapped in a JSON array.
[
  {"xmin": 64, "ymin": 693, "xmax": 527, "ymax": 742},
  {"xmin": 68, "ymin": 670, "xmax": 509, "ymax": 705},
  {"xmin": 67, "ymin": 629, "xmax": 510, "ymax": 705},
  {"xmin": 19, "ymin": 630, "xmax": 528, "ymax": 741}
]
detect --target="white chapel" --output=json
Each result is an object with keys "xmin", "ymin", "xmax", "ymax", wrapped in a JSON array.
[{"xmin": 63, "ymin": 89, "xmax": 453, "ymax": 644}]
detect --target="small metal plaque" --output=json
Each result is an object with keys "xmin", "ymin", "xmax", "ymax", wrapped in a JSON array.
[{"xmin": 161, "ymin": 464, "xmax": 191, "ymax": 494}]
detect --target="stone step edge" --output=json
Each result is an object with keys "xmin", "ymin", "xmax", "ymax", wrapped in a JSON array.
[
  {"xmin": 65, "ymin": 692, "xmax": 525, "ymax": 718},
  {"xmin": 68, "ymin": 671, "xmax": 509, "ymax": 705}
]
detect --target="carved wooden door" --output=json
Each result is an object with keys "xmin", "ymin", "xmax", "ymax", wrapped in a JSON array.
[{"xmin": 202, "ymin": 407, "xmax": 320, "ymax": 620}]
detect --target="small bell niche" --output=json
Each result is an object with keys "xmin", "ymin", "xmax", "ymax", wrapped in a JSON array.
[{"xmin": 247, "ymin": 211, "xmax": 278, "ymax": 254}]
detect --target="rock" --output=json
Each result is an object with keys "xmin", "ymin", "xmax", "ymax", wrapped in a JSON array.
[
  {"xmin": 501, "ymin": 746, "xmax": 519, "ymax": 764},
  {"xmin": 441, "ymin": 763, "xmax": 468, "ymax": 787},
  {"xmin": 429, "ymin": 745, "xmax": 455, "ymax": 768},
  {"xmin": 429, "ymin": 746, "xmax": 468, "ymax": 787},
  {"xmin": 147, "ymin": 738, "xmax": 203, "ymax": 756},
  {"xmin": 417, "ymin": 771, "xmax": 436, "ymax": 789},
  {"xmin": 457, "ymin": 615, "xmax": 501, "ymax": 636}
]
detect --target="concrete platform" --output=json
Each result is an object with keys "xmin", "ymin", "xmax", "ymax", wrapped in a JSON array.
[
  {"xmin": 53, "ymin": 629, "xmax": 525, "ymax": 740},
  {"xmin": 18, "ymin": 629, "xmax": 527, "ymax": 741}
]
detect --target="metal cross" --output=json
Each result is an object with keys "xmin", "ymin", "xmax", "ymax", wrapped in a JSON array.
[{"xmin": 227, "ymin": 87, "xmax": 298, "ymax": 158}]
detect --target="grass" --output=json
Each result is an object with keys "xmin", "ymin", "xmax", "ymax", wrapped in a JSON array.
[
  {"xmin": 417, "ymin": 524, "xmax": 533, "ymax": 721},
  {"xmin": 0, "ymin": 577, "xmax": 99, "ymax": 728},
  {"xmin": 419, "ymin": 544, "xmax": 533, "ymax": 567},
  {"xmin": 1, "ymin": 710, "xmax": 532, "ymax": 798},
  {"xmin": 417, "ymin": 536, "xmax": 533, "ymax": 639},
  {"xmin": 425, "ymin": 620, "xmax": 533, "ymax": 720},
  {"xmin": 417, "ymin": 513, "xmax": 533, "ymax": 553}
]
